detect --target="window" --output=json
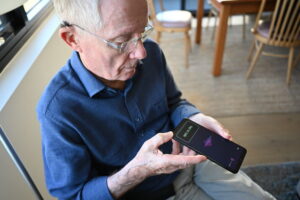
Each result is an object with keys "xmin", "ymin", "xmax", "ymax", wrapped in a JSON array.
[
  {"xmin": 0, "ymin": 0, "xmax": 53, "ymax": 73},
  {"xmin": 0, "ymin": 19, "xmax": 4, "ymax": 46},
  {"xmin": 24, "ymin": 0, "xmax": 42, "ymax": 13}
]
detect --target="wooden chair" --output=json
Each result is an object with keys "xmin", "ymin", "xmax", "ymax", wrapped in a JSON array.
[
  {"xmin": 246, "ymin": 0, "xmax": 300, "ymax": 85},
  {"xmin": 147, "ymin": 0, "xmax": 192, "ymax": 68}
]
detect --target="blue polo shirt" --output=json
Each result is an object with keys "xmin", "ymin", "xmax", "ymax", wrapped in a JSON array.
[{"xmin": 37, "ymin": 40, "xmax": 200, "ymax": 200}]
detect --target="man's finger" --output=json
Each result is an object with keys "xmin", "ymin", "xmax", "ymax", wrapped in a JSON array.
[
  {"xmin": 145, "ymin": 132, "xmax": 173, "ymax": 149},
  {"xmin": 171, "ymin": 139, "xmax": 181, "ymax": 155},
  {"xmin": 182, "ymin": 146, "xmax": 188, "ymax": 155},
  {"xmin": 211, "ymin": 121, "xmax": 232, "ymax": 140},
  {"xmin": 182, "ymin": 146, "xmax": 197, "ymax": 156},
  {"xmin": 218, "ymin": 127, "xmax": 232, "ymax": 140},
  {"xmin": 188, "ymin": 149, "xmax": 196, "ymax": 156},
  {"xmin": 165, "ymin": 154, "xmax": 207, "ymax": 166}
]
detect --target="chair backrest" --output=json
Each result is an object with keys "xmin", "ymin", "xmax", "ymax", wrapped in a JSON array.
[
  {"xmin": 158, "ymin": 0, "xmax": 165, "ymax": 11},
  {"xmin": 147, "ymin": 0, "xmax": 165, "ymax": 26},
  {"xmin": 254, "ymin": 0, "xmax": 300, "ymax": 46},
  {"xmin": 147, "ymin": 0, "xmax": 158, "ymax": 25},
  {"xmin": 147, "ymin": 0, "xmax": 157, "ymax": 21}
]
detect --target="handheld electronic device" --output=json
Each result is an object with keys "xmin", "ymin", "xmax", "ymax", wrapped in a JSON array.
[{"xmin": 173, "ymin": 118, "xmax": 247, "ymax": 173}]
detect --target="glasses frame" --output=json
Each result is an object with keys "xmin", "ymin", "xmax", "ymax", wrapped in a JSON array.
[{"xmin": 61, "ymin": 21, "xmax": 153, "ymax": 53}]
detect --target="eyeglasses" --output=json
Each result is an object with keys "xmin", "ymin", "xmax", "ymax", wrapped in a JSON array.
[{"xmin": 61, "ymin": 21, "xmax": 153, "ymax": 53}]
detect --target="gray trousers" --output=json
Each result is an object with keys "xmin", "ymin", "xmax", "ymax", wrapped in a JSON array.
[{"xmin": 167, "ymin": 160, "xmax": 276, "ymax": 200}]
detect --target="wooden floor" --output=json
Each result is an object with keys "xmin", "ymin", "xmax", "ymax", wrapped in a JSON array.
[
  {"xmin": 154, "ymin": 0, "xmax": 300, "ymax": 166},
  {"xmin": 216, "ymin": 113, "xmax": 300, "ymax": 166}
]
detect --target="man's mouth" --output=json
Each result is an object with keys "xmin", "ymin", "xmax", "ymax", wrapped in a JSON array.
[
  {"xmin": 122, "ymin": 61, "xmax": 138, "ymax": 70},
  {"xmin": 125, "ymin": 66, "xmax": 136, "ymax": 70}
]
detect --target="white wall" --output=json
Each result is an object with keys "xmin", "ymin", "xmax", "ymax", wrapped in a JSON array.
[{"xmin": 0, "ymin": 12, "xmax": 72, "ymax": 199}]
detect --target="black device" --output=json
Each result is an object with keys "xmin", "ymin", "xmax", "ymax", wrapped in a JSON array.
[{"xmin": 173, "ymin": 118, "xmax": 247, "ymax": 173}]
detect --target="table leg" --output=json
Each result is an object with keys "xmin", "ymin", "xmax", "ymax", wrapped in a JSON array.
[
  {"xmin": 195, "ymin": 0, "xmax": 204, "ymax": 44},
  {"xmin": 212, "ymin": 5, "xmax": 230, "ymax": 76},
  {"xmin": 181, "ymin": 0, "xmax": 186, "ymax": 10}
]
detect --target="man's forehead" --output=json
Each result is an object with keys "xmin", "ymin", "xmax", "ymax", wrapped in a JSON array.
[
  {"xmin": 99, "ymin": 0, "xmax": 148, "ymax": 39},
  {"xmin": 100, "ymin": 0, "xmax": 147, "ymax": 23}
]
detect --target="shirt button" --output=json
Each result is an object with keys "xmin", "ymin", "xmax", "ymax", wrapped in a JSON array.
[{"xmin": 135, "ymin": 117, "xmax": 141, "ymax": 122}]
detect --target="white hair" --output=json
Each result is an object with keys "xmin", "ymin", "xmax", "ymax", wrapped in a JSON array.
[{"xmin": 52, "ymin": 0, "xmax": 102, "ymax": 32}]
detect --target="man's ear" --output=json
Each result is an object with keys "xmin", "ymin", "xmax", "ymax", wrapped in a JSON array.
[{"xmin": 59, "ymin": 27, "xmax": 82, "ymax": 52}]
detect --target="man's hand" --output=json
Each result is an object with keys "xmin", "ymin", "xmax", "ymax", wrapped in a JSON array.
[
  {"xmin": 189, "ymin": 113, "xmax": 232, "ymax": 140},
  {"xmin": 133, "ymin": 132, "xmax": 206, "ymax": 175},
  {"xmin": 107, "ymin": 131, "xmax": 206, "ymax": 199},
  {"xmin": 172, "ymin": 113, "xmax": 233, "ymax": 156}
]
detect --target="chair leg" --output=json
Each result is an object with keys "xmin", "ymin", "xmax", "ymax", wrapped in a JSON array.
[
  {"xmin": 292, "ymin": 52, "xmax": 300, "ymax": 69},
  {"xmin": 246, "ymin": 42, "xmax": 264, "ymax": 79},
  {"xmin": 187, "ymin": 31, "xmax": 192, "ymax": 53},
  {"xmin": 242, "ymin": 14, "xmax": 246, "ymax": 40},
  {"xmin": 248, "ymin": 39, "xmax": 256, "ymax": 62},
  {"xmin": 155, "ymin": 31, "xmax": 161, "ymax": 44},
  {"xmin": 206, "ymin": 10, "xmax": 213, "ymax": 29},
  {"xmin": 184, "ymin": 31, "xmax": 191, "ymax": 68},
  {"xmin": 286, "ymin": 47, "xmax": 294, "ymax": 85},
  {"xmin": 212, "ymin": 15, "xmax": 218, "ymax": 41}
]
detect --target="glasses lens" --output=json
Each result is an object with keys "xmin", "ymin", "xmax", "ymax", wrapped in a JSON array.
[
  {"xmin": 142, "ymin": 25, "xmax": 153, "ymax": 41},
  {"xmin": 122, "ymin": 25, "xmax": 153, "ymax": 53},
  {"xmin": 123, "ymin": 39, "xmax": 138, "ymax": 53}
]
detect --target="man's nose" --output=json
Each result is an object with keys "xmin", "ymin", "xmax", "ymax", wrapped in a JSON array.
[{"xmin": 129, "ymin": 40, "xmax": 147, "ymax": 59}]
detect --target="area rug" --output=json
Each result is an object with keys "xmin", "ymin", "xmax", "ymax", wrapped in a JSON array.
[
  {"xmin": 154, "ymin": 22, "xmax": 300, "ymax": 117},
  {"xmin": 242, "ymin": 162, "xmax": 300, "ymax": 200}
]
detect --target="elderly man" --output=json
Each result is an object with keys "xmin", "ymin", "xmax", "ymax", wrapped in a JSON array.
[{"xmin": 37, "ymin": 0, "xmax": 276, "ymax": 199}]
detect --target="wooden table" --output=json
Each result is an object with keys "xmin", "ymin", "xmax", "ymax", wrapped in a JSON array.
[
  {"xmin": 181, "ymin": 0, "xmax": 187, "ymax": 10},
  {"xmin": 195, "ymin": 0, "xmax": 205, "ymax": 44},
  {"xmin": 195, "ymin": 0, "xmax": 276, "ymax": 76}
]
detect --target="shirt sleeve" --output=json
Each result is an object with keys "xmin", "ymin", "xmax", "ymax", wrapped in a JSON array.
[
  {"xmin": 160, "ymin": 50, "xmax": 201, "ymax": 127},
  {"xmin": 38, "ymin": 114, "xmax": 115, "ymax": 200}
]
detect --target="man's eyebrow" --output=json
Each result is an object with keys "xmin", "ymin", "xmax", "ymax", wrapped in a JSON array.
[
  {"xmin": 109, "ymin": 33, "xmax": 132, "ymax": 41},
  {"xmin": 108, "ymin": 27, "xmax": 146, "ymax": 41}
]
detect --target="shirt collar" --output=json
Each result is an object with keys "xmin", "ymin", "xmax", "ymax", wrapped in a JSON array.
[
  {"xmin": 70, "ymin": 51, "xmax": 144, "ymax": 98},
  {"xmin": 70, "ymin": 51, "xmax": 106, "ymax": 97}
]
